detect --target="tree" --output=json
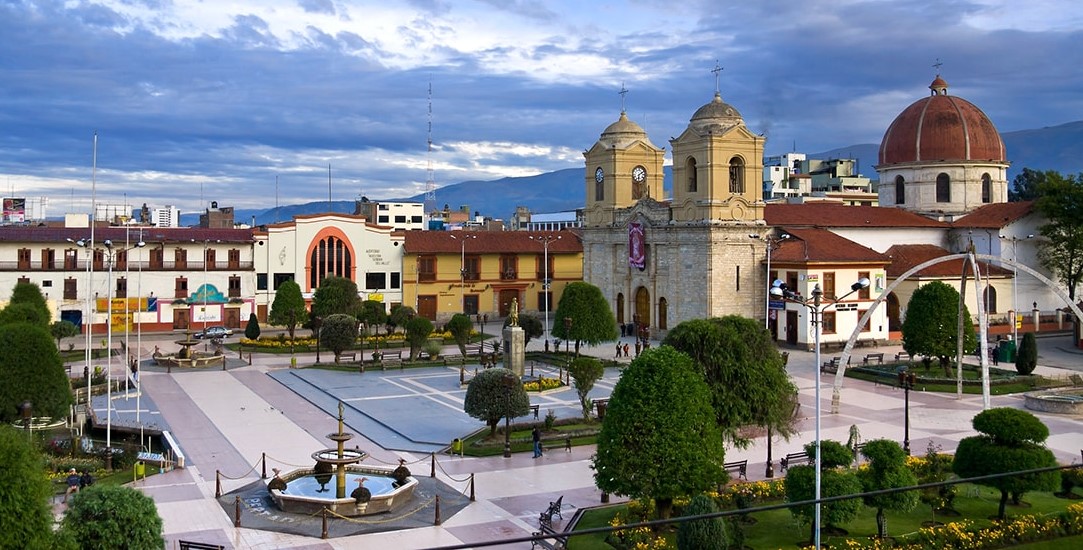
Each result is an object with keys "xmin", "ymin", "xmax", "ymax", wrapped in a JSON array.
[
  {"xmin": 567, "ymin": 356, "xmax": 604, "ymax": 421},
  {"xmin": 550, "ymin": 281, "xmax": 618, "ymax": 352},
  {"xmin": 1035, "ymin": 171, "xmax": 1083, "ymax": 300},
  {"xmin": 505, "ymin": 313, "xmax": 544, "ymax": 346},
  {"xmin": 913, "ymin": 442, "xmax": 957, "ymax": 525},
  {"xmin": 593, "ymin": 346, "xmax": 725, "ymax": 520},
  {"xmin": 463, "ymin": 367, "xmax": 530, "ymax": 436},
  {"xmin": 244, "ymin": 312, "xmax": 261, "ymax": 341},
  {"xmin": 446, "ymin": 313, "xmax": 473, "ymax": 356},
  {"xmin": 663, "ymin": 315, "xmax": 799, "ymax": 449},
  {"xmin": 1008, "ymin": 167, "xmax": 1047, "ymax": 202},
  {"xmin": 0, "ymin": 323, "xmax": 72, "ymax": 423},
  {"xmin": 676, "ymin": 494, "xmax": 726, "ymax": 550},
  {"xmin": 8, "ymin": 281, "xmax": 51, "ymax": 325},
  {"xmin": 901, "ymin": 281, "xmax": 977, "ymax": 373},
  {"xmin": 857, "ymin": 439, "xmax": 919, "ymax": 539},
  {"xmin": 785, "ymin": 440, "xmax": 862, "ymax": 544},
  {"xmin": 321, "ymin": 314, "xmax": 359, "ymax": 363},
  {"xmin": 60, "ymin": 484, "xmax": 164, "ymax": 550},
  {"xmin": 50, "ymin": 319, "xmax": 80, "ymax": 348},
  {"xmin": 356, "ymin": 299, "xmax": 388, "ymax": 338},
  {"xmin": 953, "ymin": 407, "xmax": 1060, "ymax": 519},
  {"xmin": 388, "ymin": 305, "xmax": 415, "ymax": 335},
  {"xmin": 0, "ymin": 425, "xmax": 56, "ymax": 549},
  {"xmin": 1015, "ymin": 331, "xmax": 1038, "ymax": 375},
  {"xmin": 404, "ymin": 316, "xmax": 434, "ymax": 361},
  {"xmin": 310, "ymin": 276, "xmax": 361, "ymax": 319},
  {"xmin": 0, "ymin": 302, "xmax": 49, "ymax": 328},
  {"xmin": 268, "ymin": 280, "xmax": 307, "ymax": 339}
]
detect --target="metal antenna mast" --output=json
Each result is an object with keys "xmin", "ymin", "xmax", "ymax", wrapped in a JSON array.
[{"xmin": 425, "ymin": 77, "xmax": 437, "ymax": 210}]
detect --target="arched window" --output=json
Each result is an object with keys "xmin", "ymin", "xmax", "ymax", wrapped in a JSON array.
[
  {"xmin": 686, "ymin": 157, "xmax": 698, "ymax": 192},
  {"xmin": 894, "ymin": 175, "xmax": 905, "ymax": 205},
  {"xmin": 309, "ymin": 235, "xmax": 352, "ymax": 289},
  {"xmin": 936, "ymin": 173, "xmax": 951, "ymax": 202},
  {"xmin": 983, "ymin": 285, "xmax": 998, "ymax": 314},
  {"xmin": 728, "ymin": 156, "xmax": 745, "ymax": 194},
  {"xmin": 981, "ymin": 173, "xmax": 991, "ymax": 203},
  {"xmin": 658, "ymin": 297, "xmax": 668, "ymax": 330}
]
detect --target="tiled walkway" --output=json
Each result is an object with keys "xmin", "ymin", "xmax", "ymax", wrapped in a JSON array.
[{"xmin": 73, "ymin": 334, "xmax": 1083, "ymax": 549}]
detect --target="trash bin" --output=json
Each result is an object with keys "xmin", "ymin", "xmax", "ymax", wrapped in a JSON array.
[
  {"xmin": 135, "ymin": 461, "xmax": 145, "ymax": 478},
  {"xmin": 998, "ymin": 340, "xmax": 1017, "ymax": 363}
]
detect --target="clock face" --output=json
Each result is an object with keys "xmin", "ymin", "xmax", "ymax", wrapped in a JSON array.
[
  {"xmin": 595, "ymin": 167, "xmax": 604, "ymax": 183},
  {"xmin": 632, "ymin": 165, "xmax": 647, "ymax": 184}
]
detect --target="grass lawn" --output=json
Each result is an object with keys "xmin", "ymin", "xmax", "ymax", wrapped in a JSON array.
[
  {"xmin": 570, "ymin": 484, "xmax": 1083, "ymax": 549},
  {"xmin": 460, "ymin": 422, "xmax": 600, "ymax": 457},
  {"xmin": 844, "ymin": 363, "xmax": 1041, "ymax": 395}
]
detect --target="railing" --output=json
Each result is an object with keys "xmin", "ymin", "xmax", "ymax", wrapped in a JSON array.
[{"xmin": 0, "ymin": 260, "xmax": 254, "ymax": 271}]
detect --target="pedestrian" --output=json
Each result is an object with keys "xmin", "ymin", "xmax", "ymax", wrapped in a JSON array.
[
  {"xmin": 64, "ymin": 468, "xmax": 80, "ymax": 503},
  {"xmin": 620, "ymin": 324, "xmax": 626, "ymax": 338},
  {"xmin": 79, "ymin": 470, "xmax": 94, "ymax": 489},
  {"xmin": 623, "ymin": 343, "xmax": 629, "ymax": 358},
  {"xmin": 615, "ymin": 342, "xmax": 621, "ymax": 358},
  {"xmin": 532, "ymin": 426, "xmax": 543, "ymax": 458}
]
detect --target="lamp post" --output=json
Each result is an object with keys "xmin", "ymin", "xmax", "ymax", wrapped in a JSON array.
[
  {"xmin": 449, "ymin": 233, "xmax": 476, "ymax": 314},
  {"xmin": 102, "ymin": 238, "xmax": 146, "ymax": 469},
  {"xmin": 67, "ymin": 237, "xmax": 94, "ymax": 405},
  {"xmin": 999, "ymin": 234, "xmax": 1034, "ymax": 344},
  {"xmin": 898, "ymin": 369, "xmax": 916, "ymax": 454},
  {"xmin": 20, "ymin": 400, "xmax": 31, "ymax": 440},
  {"xmin": 503, "ymin": 372, "xmax": 516, "ymax": 458},
  {"xmin": 313, "ymin": 316, "xmax": 323, "ymax": 364},
  {"xmin": 771, "ymin": 276, "xmax": 870, "ymax": 550},
  {"xmin": 530, "ymin": 234, "xmax": 561, "ymax": 349}
]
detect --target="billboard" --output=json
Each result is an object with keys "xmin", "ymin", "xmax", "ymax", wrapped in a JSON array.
[{"xmin": 2, "ymin": 197, "xmax": 26, "ymax": 223}]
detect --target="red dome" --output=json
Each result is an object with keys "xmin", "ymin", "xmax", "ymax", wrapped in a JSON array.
[{"xmin": 878, "ymin": 77, "xmax": 1006, "ymax": 165}]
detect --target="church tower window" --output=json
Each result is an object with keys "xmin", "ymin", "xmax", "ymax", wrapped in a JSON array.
[
  {"xmin": 686, "ymin": 157, "xmax": 698, "ymax": 192},
  {"xmin": 894, "ymin": 175, "xmax": 905, "ymax": 205},
  {"xmin": 936, "ymin": 173, "xmax": 951, "ymax": 203},
  {"xmin": 728, "ymin": 156, "xmax": 745, "ymax": 194},
  {"xmin": 981, "ymin": 173, "xmax": 991, "ymax": 203}
]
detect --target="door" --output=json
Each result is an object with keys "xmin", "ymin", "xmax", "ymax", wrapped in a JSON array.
[
  {"xmin": 225, "ymin": 308, "xmax": 241, "ymax": 329},
  {"xmin": 499, "ymin": 289, "xmax": 519, "ymax": 317},
  {"xmin": 418, "ymin": 295, "xmax": 437, "ymax": 320},
  {"xmin": 634, "ymin": 286, "xmax": 651, "ymax": 329},
  {"xmin": 257, "ymin": 304, "xmax": 268, "ymax": 323},
  {"xmin": 786, "ymin": 310, "xmax": 798, "ymax": 345},
  {"xmin": 174, "ymin": 308, "xmax": 190, "ymax": 330},
  {"xmin": 616, "ymin": 292, "xmax": 625, "ymax": 324},
  {"xmin": 886, "ymin": 292, "xmax": 901, "ymax": 332}
]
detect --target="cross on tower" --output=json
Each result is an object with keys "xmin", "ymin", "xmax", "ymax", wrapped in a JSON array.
[
  {"xmin": 618, "ymin": 82, "xmax": 628, "ymax": 113},
  {"xmin": 712, "ymin": 61, "xmax": 723, "ymax": 94},
  {"xmin": 933, "ymin": 58, "xmax": 943, "ymax": 75}
]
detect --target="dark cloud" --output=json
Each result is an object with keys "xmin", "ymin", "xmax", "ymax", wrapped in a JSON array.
[{"xmin": 298, "ymin": 0, "xmax": 336, "ymax": 16}]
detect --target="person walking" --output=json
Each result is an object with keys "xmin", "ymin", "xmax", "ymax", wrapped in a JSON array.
[{"xmin": 532, "ymin": 426, "xmax": 543, "ymax": 458}]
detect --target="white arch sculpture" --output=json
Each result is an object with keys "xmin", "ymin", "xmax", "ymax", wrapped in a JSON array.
[{"xmin": 830, "ymin": 253, "xmax": 1083, "ymax": 414}]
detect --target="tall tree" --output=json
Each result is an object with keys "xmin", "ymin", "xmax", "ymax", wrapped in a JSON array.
[
  {"xmin": 1035, "ymin": 171, "xmax": 1083, "ymax": 300},
  {"xmin": 356, "ymin": 299, "xmax": 388, "ymax": 338},
  {"xmin": 403, "ymin": 316, "xmax": 434, "ymax": 361},
  {"xmin": 0, "ymin": 425, "xmax": 56, "ymax": 549},
  {"xmin": 268, "ymin": 280, "xmax": 307, "ymax": 339},
  {"xmin": 1008, "ymin": 167, "xmax": 1047, "ymax": 202},
  {"xmin": 593, "ymin": 346, "xmax": 725, "ymax": 520},
  {"xmin": 663, "ymin": 315, "xmax": 799, "ymax": 449},
  {"xmin": 50, "ymin": 319, "xmax": 80, "ymax": 348},
  {"xmin": 388, "ymin": 305, "xmax": 415, "ymax": 335},
  {"xmin": 1015, "ymin": 331, "xmax": 1038, "ymax": 375},
  {"xmin": 0, "ymin": 323, "xmax": 72, "ymax": 423},
  {"xmin": 446, "ymin": 313, "xmax": 473, "ymax": 356},
  {"xmin": 785, "ymin": 440, "xmax": 863, "ymax": 544},
  {"xmin": 0, "ymin": 302, "xmax": 50, "ymax": 328},
  {"xmin": 463, "ymin": 367, "xmax": 530, "ymax": 436},
  {"xmin": 8, "ymin": 281, "xmax": 51, "ymax": 325},
  {"xmin": 953, "ymin": 407, "xmax": 1060, "ymax": 519},
  {"xmin": 550, "ymin": 281, "xmax": 618, "ymax": 351},
  {"xmin": 59, "ymin": 485, "xmax": 164, "ymax": 550},
  {"xmin": 857, "ymin": 439, "xmax": 919, "ymax": 539},
  {"xmin": 244, "ymin": 312, "xmax": 261, "ymax": 341},
  {"xmin": 901, "ymin": 281, "xmax": 977, "ymax": 371},
  {"xmin": 567, "ymin": 356, "xmax": 605, "ymax": 421},
  {"xmin": 677, "ymin": 494, "xmax": 727, "ymax": 550},
  {"xmin": 310, "ymin": 276, "xmax": 361, "ymax": 319},
  {"xmin": 321, "ymin": 313, "xmax": 359, "ymax": 363}
]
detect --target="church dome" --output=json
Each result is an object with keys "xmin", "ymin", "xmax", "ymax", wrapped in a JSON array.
[
  {"xmin": 597, "ymin": 111, "xmax": 657, "ymax": 149},
  {"xmin": 688, "ymin": 92, "xmax": 743, "ymax": 134},
  {"xmin": 878, "ymin": 76, "xmax": 1006, "ymax": 165}
]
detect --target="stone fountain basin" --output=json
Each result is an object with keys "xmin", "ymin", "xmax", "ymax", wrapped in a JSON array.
[
  {"xmin": 269, "ymin": 465, "xmax": 418, "ymax": 517},
  {"xmin": 1024, "ymin": 388, "xmax": 1083, "ymax": 414}
]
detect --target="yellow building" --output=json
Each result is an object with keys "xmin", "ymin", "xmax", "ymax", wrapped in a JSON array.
[{"xmin": 401, "ymin": 230, "xmax": 583, "ymax": 326}]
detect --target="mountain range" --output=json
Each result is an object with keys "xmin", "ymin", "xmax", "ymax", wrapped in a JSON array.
[{"xmin": 193, "ymin": 120, "xmax": 1083, "ymax": 227}]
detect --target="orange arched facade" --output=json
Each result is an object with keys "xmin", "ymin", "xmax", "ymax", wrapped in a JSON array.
[{"xmin": 304, "ymin": 226, "xmax": 357, "ymax": 293}]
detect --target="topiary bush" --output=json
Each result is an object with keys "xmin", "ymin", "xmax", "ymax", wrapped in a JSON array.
[
  {"xmin": 1015, "ymin": 332, "xmax": 1038, "ymax": 375},
  {"xmin": 676, "ymin": 494, "xmax": 726, "ymax": 550}
]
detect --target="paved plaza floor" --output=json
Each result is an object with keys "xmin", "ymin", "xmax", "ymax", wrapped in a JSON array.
[{"xmin": 68, "ymin": 333, "xmax": 1083, "ymax": 549}]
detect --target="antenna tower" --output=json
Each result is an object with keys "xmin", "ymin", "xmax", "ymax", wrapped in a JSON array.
[{"xmin": 424, "ymin": 78, "xmax": 437, "ymax": 211}]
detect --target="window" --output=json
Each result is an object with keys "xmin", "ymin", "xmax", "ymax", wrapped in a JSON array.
[
  {"xmin": 42, "ymin": 248, "xmax": 56, "ymax": 270},
  {"xmin": 984, "ymin": 285, "xmax": 998, "ymax": 314},
  {"xmin": 309, "ymin": 235, "xmax": 352, "ymax": 289},
  {"xmin": 365, "ymin": 272, "xmax": 386, "ymax": 290},
  {"xmin": 537, "ymin": 291, "xmax": 552, "ymax": 313},
  {"xmin": 735, "ymin": 265, "xmax": 740, "ymax": 292},
  {"xmin": 936, "ymin": 173, "xmax": 951, "ymax": 202},
  {"xmin": 411, "ymin": 216, "xmax": 423, "ymax": 223},
  {"xmin": 228, "ymin": 276, "xmax": 241, "ymax": 297},
  {"xmin": 17, "ymin": 248, "xmax": 30, "ymax": 270},
  {"xmin": 116, "ymin": 249, "xmax": 128, "ymax": 271},
  {"xmin": 175, "ymin": 277, "xmax": 188, "ymax": 299},
  {"xmin": 894, "ymin": 175, "xmax": 905, "ymax": 204},
  {"xmin": 822, "ymin": 272, "xmax": 836, "ymax": 300},
  {"xmin": 150, "ymin": 248, "xmax": 163, "ymax": 269},
  {"xmin": 64, "ymin": 278, "xmax": 77, "ymax": 300},
  {"xmin": 536, "ymin": 253, "xmax": 556, "ymax": 280},
  {"xmin": 116, "ymin": 277, "xmax": 127, "ymax": 299},
  {"xmin": 65, "ymin": 249, "xmax": 78, "ymax": 270},
  {"xmin": 463, "ymin": 255, "xmax": 480, "ymax": 281},
  {"xmin": 273, "ymin": 273, "xmax": 293, "ymax": 290},
  {"xmin": 390, "ymin": 272, "xmax": 401, "ymax": 289},
  {"xmin": 786, "ymin": 271, "xmax": 798, "ymax": 296},
  {"xmin": 463, "ymin": 294, "xmax": 479, "ymax": 315},
  {"xmin": 378, "ymin": 216, "xmax": 389, "ymax": 224},
  {"xmin": 174, "ymin": 248, "xmax": 187, "ymax": 270},
  {"xmin": 394, "ymin": 215, "xmax": 406, "ymax": 224},
  {"xmin": 418, "ymin": 255, "xmax": 436, "ymax": 282},
  {"xmin": 981, "ymin": 173, "xmax": 992, "ymax": 203},
  {"xmin": 500, "ymin": 255, "xmax": 518, "ymax": 280},
  {"xmin": 93, "ymin": 249, "xmax": 104, "ymax": 271},
  {"xmin": 205, "ymin": 248, "xmax": 216, "ymax": 270},
  {"xmin": 822, "ymin": 311, "xmax": 837, "ymax": 334},
  {"xmin": 686, "ymin": 157, "xmax": 697, "ymax": 192},
  {"xmin": 17, "ymin": 276, "xmax": 29, "ymax": 285},
  {"xmin": 858, "ymin": 271, "xmax": 870, "ymax": 300},
  {"xmin": 594, "ymin": 176, "xmax": 604, "ymax": 201},
  {"xmin": 858, "ymin": 310, "xmax": 871, "ymax": 332},
  {"xmin": 42, "ymin": 280, "xmax": 52, "ymax": 287},
  {"xmin": 257, "ymin": 273, "xmax": 268, "ymax": 291},
  {"xmin": 228, "ymin": 249, "xmax": 241, "ymax": 269},
  {"xmin": 729, "ymin": 156, "xmax": 745, "ymax": 194}
]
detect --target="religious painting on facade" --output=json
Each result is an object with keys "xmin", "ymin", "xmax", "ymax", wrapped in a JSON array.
[{"xmin": 628, "ymin": 222, "xmax": 645, "ymax": 270}]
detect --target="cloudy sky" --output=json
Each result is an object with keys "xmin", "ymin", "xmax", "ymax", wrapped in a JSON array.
[{"xmin": 2, "ymin": 0, "xmax": 1081, "ymax": 217}]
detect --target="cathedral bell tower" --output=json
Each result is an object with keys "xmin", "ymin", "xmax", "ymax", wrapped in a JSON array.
[{"xmin": 583, "ymin": 109, "xmax": 665, "ymax": 228}]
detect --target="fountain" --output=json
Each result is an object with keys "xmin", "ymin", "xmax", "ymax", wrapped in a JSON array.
[
  {"xmin": 151, "ymin": 328, "xmax": 226, "ymax": 368},
  {"xmin": 268, "ymin": 402, "xmax": 418, "ymax": 516},
  {"xmin": 1024, "ymin": 388, "xmax": 1083, "ymax": 414}
]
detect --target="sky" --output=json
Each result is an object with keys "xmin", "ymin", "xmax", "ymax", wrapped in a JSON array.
[{"xmin": 2, "ymin": 0, "xmax": 1081, "ymax": 217}]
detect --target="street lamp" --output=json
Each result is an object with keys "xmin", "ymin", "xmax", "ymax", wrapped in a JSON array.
[
  {"xmin": 67, "ymin": 237, "xmax": 94, "ymax": 406},
  {"xmin": 898, "ymin": 369, "xmax": 917, "ymax": 455},
  {"xmin": 999, "ymin": 234, "xmax": 1034, "ymax": 344},
  {"xmin": 530, "ymin": 234, "xmax": 562, "ymax": 350},
  {"xmin": 449, "ymin": 234, "xmax": 476, "ymax": 314},
  {"xmin": 503, "ymin": 372, "xmax": 517, "ymax": 458},
  {"xmin": 771, "ymin": 276, "xmax": 870, "ymax": 550},
  {"xmin": 102, "ymin": 238, "xmax": 146, "ymax": 469}
]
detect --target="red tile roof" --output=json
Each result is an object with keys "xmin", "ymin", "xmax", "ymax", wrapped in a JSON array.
[
  {"xmin": 951, "ymin": 201, "xmax": 1034, "ymax": 229},
  {"xmin": 884, "ymin": 244, "xmax": 1013, "ymax": 278},
  {"xmin": 772, "ymin": 228, "xmax": 889, "ymax": 264},
  {"xmin": 0, "ymin": 226, "xmax": 254, "ymax": 244},
  {"xmin": 403, "ymin": 230, "xmax": 583, "ymax": 254},
  {"xmin": 765, "ymin": 204, "xmax": 949, "ymax": 228}
]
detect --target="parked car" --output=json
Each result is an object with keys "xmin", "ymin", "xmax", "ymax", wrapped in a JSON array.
[{"xmin": 195, "ymin": 326, "xmax": 233, "ymax": 339}]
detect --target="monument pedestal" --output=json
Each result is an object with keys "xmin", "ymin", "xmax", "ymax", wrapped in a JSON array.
[{"xmin": 503, "ymin": 326, "xmax": 525, "ymax": 377}]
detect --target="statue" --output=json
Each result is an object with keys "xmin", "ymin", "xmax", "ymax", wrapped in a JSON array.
[
  {"xmin": 392, "ymin": 458, "xmax": 411, "ymax": 488},
  {"xmin": 351, "ymin": 477, "xmax": 371, "ymax": 503},
  {"xmin": 268, "ymin": 468, "xmax": 288, "ymax": 492},
  {"xmin": 509, "ymin": 297, "xmax": 519, "ymax": 327}
]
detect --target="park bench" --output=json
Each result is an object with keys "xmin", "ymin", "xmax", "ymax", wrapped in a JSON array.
[
  {"xmin": 863, "ymin": 352, "xmax": 885, "ymax": 365},
  {"xmin": 724, "ymin": 459, "xmax": 748, "ymax": 480},
  {"xmin": 178, "ymin": 541, "xmax": 224, "ymax": 550},
  {"xmin": 780, "ymin": 451, "xmax": 812, "ymax": 472},
  {"xmin": 529, "ymin": 404, "xmax": 540, "ymax": 420},
  {"xmin": 531, "ymin": 496, "xmax": 570, "ymax": 549},
  {"xmin": 895, "ymin": 351, "xmax": 912, "ymax": 362},
  {"xmin": 465, "ymin": 343, "xmax": 484, "ymax": 357},
  {"xmin": 339, "ymin": 351, "xmax": 357, "ymax": 363},
  {"xmin": 821, "ymin": 357, "xmax": 840, "ymax": 374}
]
